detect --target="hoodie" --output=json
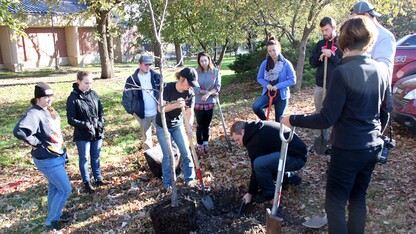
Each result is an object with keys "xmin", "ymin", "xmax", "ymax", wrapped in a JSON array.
[{"xmin": 242, "ymin": 120, "xmax": 307, "ymax": 194}]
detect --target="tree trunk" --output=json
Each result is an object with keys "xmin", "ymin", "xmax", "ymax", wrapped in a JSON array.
[
  {"xmin": 199, "ymin": 40, "xmax": 207, "ymax": 52},
  {"xmin": 213, "ymin": 39, "xmax": 217, "ymax": 63},
  {"xmin": 217, "ymin": 38, "xmax": 229, "ymax": 68},
  {"xmin": 246, "ymin": 30, "xmax": 253, "ymax": 53},
  {"xmin": 106, "ymin": 16, "xmax": 115, "ymax": 73},
  {"xmin": 293, "ymin": 40, "xmax": 307, "ymax": 92},
  {"xmin": 153, "ymin": 39, "xmax": 162, "ymax": 68},
  {"xmin": 174, "ymin": 41, "xmax": 183, "ymax": 67},
  {"xmin": 96, "ymin": 10, "xmax": 114, "ymax": 79}
]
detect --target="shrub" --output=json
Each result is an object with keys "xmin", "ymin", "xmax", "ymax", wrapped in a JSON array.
[{"xmin": 228, "ymin": 49, "xmax": 266, "ymax": 74}]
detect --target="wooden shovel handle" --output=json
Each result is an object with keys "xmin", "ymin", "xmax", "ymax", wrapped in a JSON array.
[{"xmin": 181, "ymin": 106, "xmax": 203, "ymax": 184}]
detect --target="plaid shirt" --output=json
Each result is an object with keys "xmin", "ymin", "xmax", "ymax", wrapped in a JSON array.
[{"xmin": 194, "ymin": 103, "xmax": 215, "ymax": 111}]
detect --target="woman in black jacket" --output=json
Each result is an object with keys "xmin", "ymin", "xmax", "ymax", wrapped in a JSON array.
[{"xmin": 67, "ymin": 71, "xmax": 107, "ymax": 194}]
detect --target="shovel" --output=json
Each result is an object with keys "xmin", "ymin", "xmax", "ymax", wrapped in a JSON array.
[
  {"xmin": 266, "ymin": 122, "xmax": 295, "ymax": 234},
  {"xmin": 314, "ymin": 57, "xmax": 329, "ymax": 155},
  {"xmin": 237, "ymin": 200, "xmax": 246, "ymax": 217},
  {"xmin": 302, "ymin": 213, "xmax": 328, "ymax": 228},
  {"xmin": 214, "ymin": 95, "xmax": 232, "ymax": 151},
  {"xmin": 181, "ymin": 106, "xmax": 214, "ymax": 210},
  {"xmin": 266, "ymin": 90, "xmax": 277, "ymax": 121}
]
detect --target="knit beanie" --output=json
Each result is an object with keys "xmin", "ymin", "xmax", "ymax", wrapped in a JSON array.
[{"xmin": 34, "ymin": 82, "xmax": 53, "ymax": 98}]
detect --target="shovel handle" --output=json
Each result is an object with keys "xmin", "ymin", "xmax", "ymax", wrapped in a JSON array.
[
  {"xmin": 181, "ymin": 106, "xmax": 205, "ymax": 187},
  {"xmin": 279, "ymin": 121, "xmax": 295, "ymax": 143},
  {"xmin": 323, "ymin": 56, "xmax": 328, "ymax": 99},
  {"xmin": 271, "ymin": 122, "xmax": 295, "ymax": 216},
  {"xmin": 266, "ymin": 90, "xmax": 277, "ymax": 121},
  {"xmin": 215, "ymin": 96, "xmax": 232, "ymax": 151}
]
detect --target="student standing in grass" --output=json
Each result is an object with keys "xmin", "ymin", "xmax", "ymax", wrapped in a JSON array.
[
  {"xmin": 67, "ymin": 71, "xmax": 108, "ymax": 194},
  {"xmin": 122, "ymin": 55, "xmax": 161, "ymax": 151},
  {"xmin": 193, "ymin": 51, "xmax": 221, "ymax": 155},
  {"xmin": 14, "ymin": 82, "xmax": 72, "ymax": 231}
]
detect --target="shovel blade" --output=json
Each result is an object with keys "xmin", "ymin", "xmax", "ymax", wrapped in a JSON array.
[
  {"xmin": 237, "ymin": 201, "xmax": 246, "ymax": 217},
  {"xmin": 302, "ymin": 214, "xmax": 328, "ymax": 228},
  {"xmin": 266, "ymin": 208, "xmax": 283, "ymax": 234},
  {"xmin": 202, "ymin": 194, "xmax": 214, "ymax": 210},
  {"xmin": 314, "ymin": 136, "xmax": 329, "ymax": 155}
]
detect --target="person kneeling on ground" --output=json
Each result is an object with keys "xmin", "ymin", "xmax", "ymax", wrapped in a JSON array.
[{"xmin": 230, "ymin": 120, "xmax": 308, "ymax": 204}]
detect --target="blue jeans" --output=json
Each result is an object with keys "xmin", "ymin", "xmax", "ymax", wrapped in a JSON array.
[
  {"xmin": 325, "ymin": 146, "xmax": 380, "ymax": 234},
  {"xmin": 253, "ymin": 152, "xmax": 305, "ymax": 197},
  {"xmin": 33, "ymin": 156, "xmax": 72, "ymax": 226},
  {"xmin": 76, "ymin": 139, "xmax": 103, "ymax": 183},
  {"xmin": 156, "ymin": 124, "xmax": 195, "ymax": 189},
  {"xmin": 252, "ymin": 93, "xmax": 288, "ymax": 121}
]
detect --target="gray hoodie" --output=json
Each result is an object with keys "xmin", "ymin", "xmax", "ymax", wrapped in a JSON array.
[
  {"xmin": 193, "ymin": 68, "xmax": 221, "ymax": 104},
  {"xmin": 14, "ymin": 105, "xmax": 64, "ymax": 159}
]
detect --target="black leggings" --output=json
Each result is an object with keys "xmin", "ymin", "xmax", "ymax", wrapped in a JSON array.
[{"xmin": 194, "ymin": 108, "xmax": 214, "ymax": 145}]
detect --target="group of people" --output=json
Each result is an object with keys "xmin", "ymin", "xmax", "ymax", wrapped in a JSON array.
[
  {"xmin": 13, "ymin": 1, "xmax": 395, "ymax": 233},
  {"xmin": 12, "ymin": 51, "xmax": 222, "ymax": 230},
  {"xmin": 234, "ymin": 1, "xmax": 395, "ymax": 234},
  {"xmin": 122, "ymin": 52, "xmax": 221, "ymax": 190}
]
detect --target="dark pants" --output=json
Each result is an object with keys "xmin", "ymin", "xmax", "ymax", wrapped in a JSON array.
[
  {"xmin": 325, "ymin": 145, "xmax": 381, "ymax": 234},
  {"xmin": 194, "ymin": 108, "xmax": 214, "ymax": 145},
  {"xmin": 252, "ymin": 92, "xmax": 288, "ymax": 122},
  {"xmin": 253, "ymin": 152, "xmax": 305, "ymax": 198}
]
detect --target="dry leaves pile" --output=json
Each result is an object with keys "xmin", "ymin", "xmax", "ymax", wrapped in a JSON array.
[{"xmin": 0, "ymin": 80, "xmax": 415, "ymax": 233}]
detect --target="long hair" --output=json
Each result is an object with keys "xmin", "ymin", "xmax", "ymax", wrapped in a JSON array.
[
  {"xmin": 266, "ymin": 35, "xmax": 281, "ymax": 71},
  {"xmin": 197, "ymin": 51, "xmax": 215, "ymax": 72}
]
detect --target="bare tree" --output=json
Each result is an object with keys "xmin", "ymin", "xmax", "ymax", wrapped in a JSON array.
[{"xmin": 146, "ymin": 0, "xmax": 180, "ymax": 206}]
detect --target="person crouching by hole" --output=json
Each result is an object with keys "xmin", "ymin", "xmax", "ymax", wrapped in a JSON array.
[
  {"xmin": 230, "ymin": 120, "xmax": 307, "ymax": 204},
  {"xmin": 66, "ymin": 71, "xmax": 108, "ymax": 194},
  {"xmin": 14, "ymin": 82, "xmax": 72, "ymax": 231}
]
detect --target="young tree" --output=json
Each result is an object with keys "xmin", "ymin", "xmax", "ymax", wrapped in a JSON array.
[{"xmin": 146, "ymin": 0, "xmax": 182, "ymax": 206}]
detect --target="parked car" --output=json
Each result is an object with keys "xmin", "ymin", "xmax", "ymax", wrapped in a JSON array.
[
  {"xmin": 392, "ymin": 34, "xmax": 416, "ymax": 85},
  {"xmin": 396, "ymin": 33, "xmax": 416, "ymax": 46},
  {"xmin": 392, "ymin": 74, "xmax": 416, "ymax": 135}
]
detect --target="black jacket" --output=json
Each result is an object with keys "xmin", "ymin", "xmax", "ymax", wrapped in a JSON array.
[
  {"xmin": 67, "ymin": 83, "xmax": 105, "ymax": 141},
  {"xmin": 242, "ymin": 120, "xmax": 307, "ymax": 195},
  {"xmin": 122, "ymin": 69, "xmax": 161, "ymax": 119},
  {"xmin": 309, "ymin": 37, "xmax": 343, "ymax": 88},
  {"xmin": 291, "ymin": 55, "xmax": 389, "ymax": 149}
]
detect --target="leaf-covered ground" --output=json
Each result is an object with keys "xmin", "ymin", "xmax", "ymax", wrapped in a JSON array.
[{"xmin": 1, "ymin": 77, "xmax": 415, "ymax": 233}]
